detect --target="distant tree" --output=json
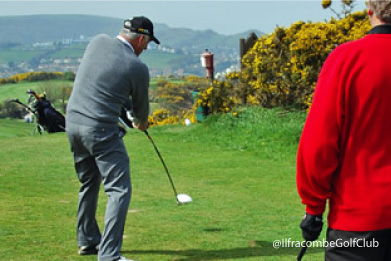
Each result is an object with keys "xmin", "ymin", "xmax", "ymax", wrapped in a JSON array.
[
  {"xmin": 37, "ymin": 81, "xmax": 73, "ymax": 113},
  {"xmin": 63, "ymin": 71, "xmax": 76, "ymax": 81},
  {"xmin": 0, "ymin": 101, "xmax": 25, "ymax": 119}
]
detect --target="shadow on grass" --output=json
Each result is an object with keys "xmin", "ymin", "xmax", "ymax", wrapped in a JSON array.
[{"xmin": 123, "ymin": 241, "xmax": 323, "ymax": 260}]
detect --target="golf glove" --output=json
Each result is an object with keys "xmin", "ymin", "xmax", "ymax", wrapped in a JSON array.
[{"xmin": 300, "ymin": 213, "xmax": 323, "ymax": 241}]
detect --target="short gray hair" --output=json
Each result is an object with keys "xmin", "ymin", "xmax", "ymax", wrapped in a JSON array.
[
  {"xmin": 369, "ymin": 0, "xmax": 391, "ymax": 23},
  {"xmin": 119, "ymin": 28, "xmax": 143, "ymax": 41}
]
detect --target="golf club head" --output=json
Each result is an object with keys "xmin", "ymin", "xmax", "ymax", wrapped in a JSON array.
[{"xmin": 177, "ymin": 193, "xmax": 192, "ymax": 205}]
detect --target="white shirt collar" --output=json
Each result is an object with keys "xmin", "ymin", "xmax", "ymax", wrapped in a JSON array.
[{"xmin": 116, "ymin": 35, "xmax": 135, "ymax": 53}]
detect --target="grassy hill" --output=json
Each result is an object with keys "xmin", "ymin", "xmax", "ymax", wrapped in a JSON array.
[
  {"xmin": 0, "ymin": 47, "xmax": 194, "ymax": 73},
  {"xmin": 0, "ymin": 78, "xmax": 182, "ymax": 104},
  {"xmin": 0, "ymin": 15, "xmax": 263, "ymax": 77},
  {"xmin": 0, "ymin": 79, "xmax": 184, "ymax": 117},
  {"xmin": 0, "ymin": 80, "xmax": 73, "ymax": 104},
  {"xmin": 0, "ymin": 15, "xmax": 262, "ymax": 49},
  {"xmin": 0, "ymin": 107, "xmax": 325, "ymax": 261},
  {"xmin": 0, "ymin": 48, "xmax": 48, "ymax": 64}
]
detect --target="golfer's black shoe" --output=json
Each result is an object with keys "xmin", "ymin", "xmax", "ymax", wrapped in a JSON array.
[{"xmin": 78, "ymin": 245, "xmax": 99, "ymax": 255}]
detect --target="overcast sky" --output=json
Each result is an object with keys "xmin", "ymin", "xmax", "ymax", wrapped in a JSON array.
[{"xmin": 0, "ymin": 1, "xmax": 367, "ymax": 35}]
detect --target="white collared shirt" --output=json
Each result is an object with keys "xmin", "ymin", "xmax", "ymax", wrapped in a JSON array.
[{"xmin": 116, "ymin": 35, "xmax": 135, "ymax": 53}]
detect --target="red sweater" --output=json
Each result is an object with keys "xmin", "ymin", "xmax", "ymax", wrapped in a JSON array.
[{"xmin": 297, "ymin": 26, "xmax": 391, "ymax": 231}]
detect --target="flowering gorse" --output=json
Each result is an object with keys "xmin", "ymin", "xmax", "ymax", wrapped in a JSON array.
[{"xmin": 196, "ymin": 11, "xmax": 370, "ymax": 112}]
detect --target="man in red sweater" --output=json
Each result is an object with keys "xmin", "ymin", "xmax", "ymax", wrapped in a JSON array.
[{"xmin": 297, "ymin": 1, "xmax": 391, "ymax": 260}]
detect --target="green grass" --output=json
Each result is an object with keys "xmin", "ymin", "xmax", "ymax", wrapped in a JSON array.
[
  {"xmin": 142, "ymin": 50, "xmax": 188, "ymax": 70},
  {"xmin": 0, "ymin": 82, "xmax": 44, "ymax": 104},
  {"xmin": 49, "ymin": 47, "xmax": 85, "ymax": 59},
  {"xmin": 0, "ymin": 80, "xmax": 72, "ymax": 104},
  {"xmin": 0, "ymin": 78, "xmax": 184, "ymax": 104},
  {"xmin": 150, "ymin": 102, "xmax": 160, "ymax": 113},
  {"xmin": 0, "ymin": 118, "xmax": 34, "ymax": 138},
  {"xmin": 0, "ymin": 48, "xmax": 48, "ymax": 64},
  {"xmin": 0, "ymin": 108, "xmax": 327, "ymax": 261},
  {"xmin": 150, "ymin": 77, "xmax": 186, "ymax": 91},
  {"xmin": 0, "ymin": 79, "xmax": 180, "ymax": 114}
]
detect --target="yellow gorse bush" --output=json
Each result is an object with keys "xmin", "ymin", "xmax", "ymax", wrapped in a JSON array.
[
  {"xmin": 0, "ymin": 72, "xmax": 64, "ymax": 85},
  {"xmin": 196, "ymin": 11, "xmax": 370, "ymax": 112},
  {"xmin": 148, "ymin": 76, "xmax": 209, "ymax": 126}
]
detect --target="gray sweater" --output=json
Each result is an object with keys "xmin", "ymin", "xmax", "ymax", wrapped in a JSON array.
[{"xmin": 66, "ymin": 34, "xmax": 149, "ymax": 127}]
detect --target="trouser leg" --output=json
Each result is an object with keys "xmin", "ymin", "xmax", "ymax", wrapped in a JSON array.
[
  {"xmin": 325, "ymin": 228, "xmax": 391, "ymax": 261},
  {"xmin": 93, "ymin": 133, "xmax": 131, "ymax": 261},
  {"xmin": 67, "ymin": 122, "xmax": 102, "ymax": 247},
  {"xmin": 76, "ymin": 156, "xmax": 102, "ymax": 247}
]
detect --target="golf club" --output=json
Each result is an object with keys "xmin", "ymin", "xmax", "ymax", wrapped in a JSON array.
[
  {"xmin": 144, "ymin": 130, "xmax": 192, "ymax": 205},
  {"xmin": 8, "ymin": 98, "xmax": 35, "ymax": 113},
  {"xmin": 297, "ymin": 243, "xmax": 308, "ymax": 261}
]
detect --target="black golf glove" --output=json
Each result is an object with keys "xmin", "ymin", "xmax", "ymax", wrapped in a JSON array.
[{"xmin": 300, "ymin": 213, "xmax": 323, "ymax": 241}]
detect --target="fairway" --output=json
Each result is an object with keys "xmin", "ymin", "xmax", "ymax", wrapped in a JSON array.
[
  {"xmin": 0, "ymin": 110, "xmax": 326, "ymax": 261},
  {"xmin": 0, "ymin": 80, "xmax": 73, "ymax": 104}
]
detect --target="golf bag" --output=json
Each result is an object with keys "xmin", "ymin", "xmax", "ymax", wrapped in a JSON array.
[{"xmin": 9, "ymin": 89, "xmax": 65, "ymax": 134}]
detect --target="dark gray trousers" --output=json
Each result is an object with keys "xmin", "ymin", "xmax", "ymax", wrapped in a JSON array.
[
  {"xmin": 326, "ymin": 228, "xmax": 391, "ymax": 261},
  {"xmin": 66, "ymin": 122, "xmax": 131, "ymax": 261}
]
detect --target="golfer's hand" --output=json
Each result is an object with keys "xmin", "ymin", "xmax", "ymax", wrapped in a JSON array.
[
  {"xmin": 300, "ymin": 213, "xmax": 323, "ymax": 241},
  {"xmin": 132, "ymin": 121, "xmax": 149, "ymax": 132}
]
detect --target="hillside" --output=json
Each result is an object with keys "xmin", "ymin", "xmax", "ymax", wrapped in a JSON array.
[
  {"xmin": 0, "ymin": 14, "xmax": 262, "ymax": 77},
  {"xmin": 0, "ymin": 14, "xmax": 262, "ymax": 50}
]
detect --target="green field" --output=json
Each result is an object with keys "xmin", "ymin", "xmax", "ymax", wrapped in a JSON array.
[
  {"xmin": 49, "ymin": 45, "xmax": 86, "ymax": 59},
  {"xmin": 142, "ymin": 50, "xmax": 189, "ymax": 71},
  {"xmin": 0, "ymin": 108, "xmax": 327, "ymax": 261},
  {"xmin": 0, "ymin": 78, "xmax": 186, "ymax": 100},
  {"xmin": 0, "ymin": 80, "xmax": 73, "ymax": 104},
  {"xmin": 0, "ymin": 48, "xmax": 48, "ymax": 64},
  {"xmin": 0, "ymin": 79, "xmax": 189, "ymax": 114},
  {"xmin": 0, "ymin": 46, "xmax": 189, "ymax": 71}
]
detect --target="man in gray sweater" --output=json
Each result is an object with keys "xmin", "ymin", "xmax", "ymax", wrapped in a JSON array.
[{"xmin": 66, "ymin": 16, "xmax": 159, "ymax": 261}]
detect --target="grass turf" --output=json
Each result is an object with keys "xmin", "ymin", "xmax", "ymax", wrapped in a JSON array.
[{"xmin": 0, "ymin": 108, "xmax": 326, "ymax": 260}]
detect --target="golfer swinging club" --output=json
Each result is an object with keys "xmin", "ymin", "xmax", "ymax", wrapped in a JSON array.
[
  {"xmin": 66, "ymin": 16, "xmax": 159, "ymax": 261},
  {"xmin": 297, "ymin": 1, "xmax": 391, "ymax": 260}
]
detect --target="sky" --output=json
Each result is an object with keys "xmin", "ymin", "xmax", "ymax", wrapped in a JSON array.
[{"xmin": 0, "ymin": 1, "xmax": 367, "ymax": 35}]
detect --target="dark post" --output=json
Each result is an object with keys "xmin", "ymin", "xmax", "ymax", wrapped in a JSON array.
[{"xmin": 240, "ymin": 32, "xmax": 258, "ymax": 69}]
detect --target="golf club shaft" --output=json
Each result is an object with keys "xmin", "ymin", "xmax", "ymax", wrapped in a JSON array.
[
  {"xmin": 9, "ymin": 99, "xmax": 35, "ymax": 113},
  {"xmin": 297, "ymin": 244, "xmax": 307, "ymax": 261},
  {"xmin": 144, "ymin": 130, "xmax": 178, "ymax": 197}
]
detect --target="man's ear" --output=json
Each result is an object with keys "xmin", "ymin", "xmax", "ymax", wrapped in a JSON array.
[
  {"xmin": 138, "ymin": 35, "xmax": 146, "ymax": 44},
  {"xmin": 134, "ymin": 35, "xmax": 143, "ymax": 49}
]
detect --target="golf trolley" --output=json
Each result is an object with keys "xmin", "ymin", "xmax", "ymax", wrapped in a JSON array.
[{"xmin": 8, "ymin": 89, "xmax": 66, "ymax": 135}]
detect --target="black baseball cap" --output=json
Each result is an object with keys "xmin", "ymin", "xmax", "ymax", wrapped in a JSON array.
[{"xmin": 124, "ymin": 16, "xmax": 160, "ymax": 44}]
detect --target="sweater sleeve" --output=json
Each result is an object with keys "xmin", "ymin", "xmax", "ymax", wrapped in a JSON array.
[
  {"xmin": 130, "ymin": 62, "xmax": 150, "ymax": 124},
  {"xmin": 296, "ymin": 46, "xmax": 346, "ymax": 215}
]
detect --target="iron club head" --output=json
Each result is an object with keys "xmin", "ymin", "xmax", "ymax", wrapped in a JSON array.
[{"xmin": 177, "ymin": 193, "xmax": 192, "ymax": 205}]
